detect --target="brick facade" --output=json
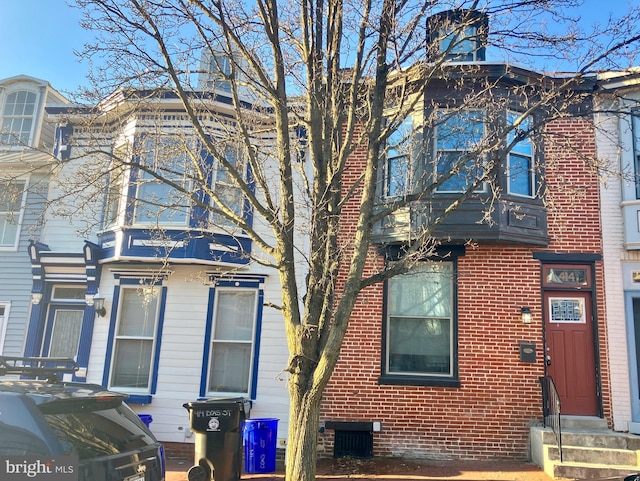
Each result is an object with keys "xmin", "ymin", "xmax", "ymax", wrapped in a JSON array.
[{"xmin": 318, "ymin": 117, "xmax": 610, "ymax": 460}]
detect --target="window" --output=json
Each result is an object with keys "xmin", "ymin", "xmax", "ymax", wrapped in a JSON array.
[
  {"xmin": 110, "ymin": 286, "xmax": 160, "ymax": 391},
  {"xmin": 507, "ymin": 112, "xmax": 534, "ymax": 197},
  {"xmin": 385, "ymin": 117, "xmax": 417, "ymax": 197},
  {"xmin": 211, "ymin": 144, "xmax": 246, "ymax": 228},
  {"xmin": 104, "ymin": 147, "xmax": 126, "ymax": 228},
  {"xmin": 435, "ymin": 110, "xmax": 485, "ymax": 192},
  {"xmin": 440, "ymin": 25, "xmax": 478, "ymax": 62},
  {"xmin": 0, "ymin": 180, "xmax": 26, "ymax": 249},
  {"xmin": 199, "ymin": 52, "xmax": 234, "ymax": 93},
  {"xmin": 133, "ymin": 137, "xmax": 192, "ymax": 226},
  {"xmin": 385, "ymin": 262, "xmax": 455, "ymax": 379},
  {"xmin": 0, "ymin": 303, "xmax": 10, "ymax": 354},
  {"xmin": 1, "ymin": 90, "xmax": 37, "ymax": 145},
  {"xmin": 207, "ymin": 289, "xmax": 257, "ymax": 395},
  {"xmin": 632, "ymin": 113, "xmax": 640, "ymax": 199}
]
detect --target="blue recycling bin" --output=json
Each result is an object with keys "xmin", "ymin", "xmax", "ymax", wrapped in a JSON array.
[
  {"xmin": 243, "ymin": 418, "xmax": 279, "ymax": 473},
  {"xmin": 138, "ymin": 414, "xmax": 153, "ymax": 428}
]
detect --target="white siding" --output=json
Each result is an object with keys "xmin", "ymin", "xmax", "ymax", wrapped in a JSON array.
[{"xmin": 87, "ymin": 264, "xmax": 291, "ymax": 445}]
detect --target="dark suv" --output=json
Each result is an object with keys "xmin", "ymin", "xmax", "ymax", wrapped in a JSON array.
[{"xmin": 0, "ymin": 356, "xmax": 165, "ymax": 481}]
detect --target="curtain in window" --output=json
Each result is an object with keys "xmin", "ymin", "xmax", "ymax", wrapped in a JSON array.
[
  {"xmin": 49, "ymin": 310, "xmax": 83, "ymax": 358},
  {"xmin": 387, "ymin": 263, "xmax": 453, "ymax": 375},
  {"xmin": 111, "ymin": 288, "xmax": 158, "ymax": 389},
  {"xmin": 208, "ymin": 290, "xmax": 256, "ymax": 393}
]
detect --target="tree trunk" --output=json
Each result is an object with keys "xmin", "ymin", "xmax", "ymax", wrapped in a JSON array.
[{"xmin": 285, "ymin": 379, "xmax": 322, "ymax": 481}]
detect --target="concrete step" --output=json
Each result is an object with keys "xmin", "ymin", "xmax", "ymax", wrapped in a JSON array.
[
  {"xmin": 548, "ymin": 445, "xmax": 639, "ymax": 466},
  {"xmin": 560, "ymin": 416, "xmax": 609, "ymax": 431},
  {"xmin": 531, "ymin": 424, "xmax": 640, "ymax": 479},
  {"xmin": 553, "ymin": 462, "xmax": 640, "ymax": 480},
  {"xmin": 541, "ymin": 430, "xmax": 640, "ymax": 451}
]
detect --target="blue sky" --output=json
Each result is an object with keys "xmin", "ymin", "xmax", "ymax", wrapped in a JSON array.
[{"xmin": 0, "ymin": 0, "xmax": 636, "ymax": 96}]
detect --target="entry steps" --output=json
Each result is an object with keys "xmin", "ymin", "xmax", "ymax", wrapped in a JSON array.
[{"xmin": 530, "ymin": 416, "xmax": 640, "ymax": 479}]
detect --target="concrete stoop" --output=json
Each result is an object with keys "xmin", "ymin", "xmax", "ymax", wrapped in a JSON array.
[{"xmin": 530, "ymin": 416, "xmax": 640, "ymax": 479}]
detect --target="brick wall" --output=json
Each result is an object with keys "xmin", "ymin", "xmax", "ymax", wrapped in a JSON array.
[{"xmin": 318, "ymin": 116, "xmax": 609, "ymax": 460}]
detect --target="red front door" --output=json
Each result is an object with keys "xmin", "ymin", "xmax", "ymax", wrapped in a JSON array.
[{"xmin": 544, "ymin": 291, "xmax": 598, "ymax": 416}]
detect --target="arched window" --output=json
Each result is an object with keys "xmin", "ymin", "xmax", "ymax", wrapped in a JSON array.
[{"xmin": 1, "ymin": 90, "xmax": 37, "ymax": 145}]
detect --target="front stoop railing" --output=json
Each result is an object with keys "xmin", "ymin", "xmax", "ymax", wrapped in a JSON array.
[{"xmin": 540, "ymin": 375, "xmax": 562, "ymax": 462}]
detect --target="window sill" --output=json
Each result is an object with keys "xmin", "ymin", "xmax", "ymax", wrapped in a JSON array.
[
  {"xmin": 126, "ymin": 394, "xmax": 153, "ymax": 405},
  {"xmin": 378, "ymin": 374, "xmax": 460, "ymax": 388}
]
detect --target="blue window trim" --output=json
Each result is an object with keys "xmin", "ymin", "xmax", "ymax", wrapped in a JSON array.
[
  {"xmin": 102, "ymin": 276, "xmax": 167, "ymax": 400},
  {"xmin": 199, "ymin": 274, "xmax": 267, "ymax": 399}
]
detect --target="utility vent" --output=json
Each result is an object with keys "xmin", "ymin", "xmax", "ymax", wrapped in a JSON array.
[{"xmin": 325, "ymin": 421, "xmax": 374, "ymax": 459}]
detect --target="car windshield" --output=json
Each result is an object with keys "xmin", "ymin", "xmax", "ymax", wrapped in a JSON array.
[{"xmin": 41, "ymin": 400, "xmax": 156, "ymax": 460}]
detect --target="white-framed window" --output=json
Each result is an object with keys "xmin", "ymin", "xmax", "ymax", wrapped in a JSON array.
[
  {"xmin": 0, "ymin": 179, "xmax": 27, "ymax": 250},
  {"xmin": 109, "ymin": 285, "xmax": 160, "ymax": 392},
  {"xmin": 385, "ymin": 263, "xmax": 454, "ymax": 377},
  {"xmin": 434, "ymin": 110, "xmax": 486, "ymax": 193},
  {"xmin": 0, "ymin": 302, "xmax": 10, "ymax": 354},
  {"xmin": 133, "ymin": 137, "xmax": 192, "ymax": 226},
  {"xmin": 207, "ymin": 289, "xmax": 258, "ymax": 395},
  {"xmin": 507, "ymin": 112, "xmax": 535, "ymax": 197},
  {"xmin": 1, "ymin": 89, "xmax": 38, "ymax": 146}
]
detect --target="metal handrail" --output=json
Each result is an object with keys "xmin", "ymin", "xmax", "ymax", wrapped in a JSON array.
[{"xmin": 539, "ymin": 375, "xmax": 562, "ymax": 462}]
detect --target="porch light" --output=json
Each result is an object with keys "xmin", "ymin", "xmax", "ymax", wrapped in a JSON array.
[
  {"xmin": 93, "ymin": 296, "xmax": 107, "ymax": 317},
  {"xmin": 521, "ymin": 306, "xmax": 533, "ymax": 324}
]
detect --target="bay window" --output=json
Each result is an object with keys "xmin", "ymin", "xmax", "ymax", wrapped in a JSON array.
[{"xmin": 384, "ymin": 262, "xmax": 456, "ymax": 381}]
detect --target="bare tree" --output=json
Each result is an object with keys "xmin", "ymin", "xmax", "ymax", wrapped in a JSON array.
[{"xmin": 33, "ymin": 0, "xmax": 640, "ymax": 479}]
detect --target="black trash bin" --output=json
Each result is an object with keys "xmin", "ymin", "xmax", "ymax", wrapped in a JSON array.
[{"xmin": 183, "ymin": 397, "xmax": 250, "ymax": 481}]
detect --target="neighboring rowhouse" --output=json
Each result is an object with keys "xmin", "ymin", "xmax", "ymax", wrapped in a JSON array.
[
  {"xmin": 0, "ymin": 75, "xmax": 69, "ymax": 357},
  {"xmin": 318, "ymin": 10, "xmax": 609, "ymax": 460},
  {"xmin": 595, "ymin": 70, "xmax": 640, "ymax": 433},
  {"xmin": 22, "ymin": 67, "xmax": 292, "ymax": 450}
]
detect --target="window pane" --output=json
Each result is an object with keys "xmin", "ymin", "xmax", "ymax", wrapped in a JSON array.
[
  {"xmin": 208, "ymin": 342, "xmax": 251, "ymax": 392},
  {"xmin": 386, "ymin": 118, "xmax": 415, "ymax": 197},
  {"xmin": 208, "ymin": 289, "xmax": 257, "ymax": 394},
  {"xmin": 111, "ymin": 339, "xmax": 153, "ymax": 388},
  {"xmin": 387, "ymin": 263, "xmax": 453, "ymax": 376},
  {"xmin": 214, "ymin": 291, "xmax": 255, "ymax": 341},
  {"xmin": 49, "ymin": 310, "xmax": 83, "ymax": 358},
  {"xmin": 389, "ymin": 317, "xmax": 451, "ymax": 374},
  {"xmin": 508, "ymin": 153, "xmax": 533, "ymax": 196},
  {"xmin": 1, "ymin": 91, "xmax": 36, "ymax": 144},
  {"xmin": 441, "ymin": 26, "xmax": 477, "ymax": 61},
  {"xmin": 133, "ymin": 137, "xmax": 191, "ymax": 225},
  {"xmin": 389, "ymin": 264, "xmax": 452, "ymax": 317},
  {"xmin": 117, "ymin": 288, "xmax": 158, "ymax": 337},
  {"xmin": 0, "ymin": 180, "xmax": 24, "ymax": 247},
  {"xmin": 435, "ymin": 111, "xmax": 484, "ymax": 192},
  {"xmin": 52, "ymin": 286, "xmax": 86, "ymax": 300}
]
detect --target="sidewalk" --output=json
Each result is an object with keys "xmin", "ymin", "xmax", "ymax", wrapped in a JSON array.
[{"xmin": 166, "ymin": 456, "xmax": 560, "ymax": 481}]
